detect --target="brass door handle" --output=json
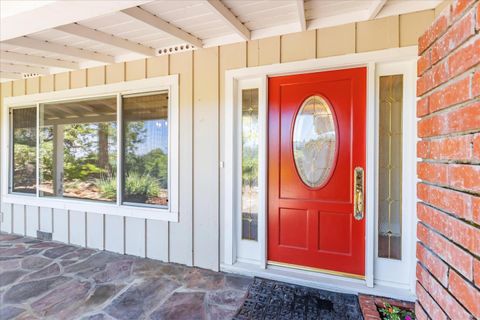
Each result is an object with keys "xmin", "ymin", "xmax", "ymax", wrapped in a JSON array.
[{"xmin": 354, "ymin": 167, "xmax": 364, "ymax": 220}]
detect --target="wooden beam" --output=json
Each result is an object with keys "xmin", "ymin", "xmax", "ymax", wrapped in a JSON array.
[
  {"xmin": 0, "ymin": 63, "xmax": 49, "ymax": 75},
  {"xmin": 296, "ymin": 0, "xmax": 307, "ymax": 32},
  {"xmin": 122, "ymin": 7, "xmax": 203, "ymax": 48},
  {"xmin": 0, "ymin": 71, "xmax": 23, "ymax": 80},
  {"xmin": 56, "ymin": 23, "xmax": 156, "ymax": 56},
  {"xmin": 0, "ymin": 51, "xmax": 79, "ymax": 69},
  {"xmin": 5, "ymin": 37, "xmax": 115, "ymax": 64},
  {"xmin": 0, "ymin": 0, "xmax": 153, "ymax": 42},
  {"xmin": 366, "ymin": 0, "xmax": 387, "ymax": 20},
  {"xmin": 204, "ymin": 0, "xmax": 250, "ymax": 40}
]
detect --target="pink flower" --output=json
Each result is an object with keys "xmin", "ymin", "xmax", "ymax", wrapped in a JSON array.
[{"xmin": 405, "ymin": 315, "xmax": 412, "ymax": 320}]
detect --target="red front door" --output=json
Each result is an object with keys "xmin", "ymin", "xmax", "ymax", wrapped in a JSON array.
[{"xmin": 268, "ymin": 67, "xmax": 366, "ymax": 277}]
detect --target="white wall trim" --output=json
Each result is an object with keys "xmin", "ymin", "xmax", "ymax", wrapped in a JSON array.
[
  {"xmin": 2, "ymin": 75, "xmax": 179, "ymax": 222},
  {"xmin": 223, "ymin": 46, "xmax": 418, "ymax": 296}
]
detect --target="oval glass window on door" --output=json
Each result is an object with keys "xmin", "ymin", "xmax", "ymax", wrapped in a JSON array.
[{"xmin": 293, "ymin": 95, "xmax": 337, "ymax": 188}]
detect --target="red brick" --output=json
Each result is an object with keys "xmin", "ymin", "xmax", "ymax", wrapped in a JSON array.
[
  {"xmin": 431, "ymin": 11, "xmax": 475, "ymax": 64},
  {"xmin": 417, "ymin": 162, "xmax": 448, "ymax": 185},
  {"xmin": 429, "ymin": 76, "xmax": 471, "ymax": 112},
  {"xmin": 416, "ymin": 283, "xmax": 447, "ymax": 320},
  {"xmin": 417, "ymin": 183, "xmax": 473, "ymax": 221},
  {"xmin": 418, "ymin": 203, "xmax": 479, "ymax": 255},
  {"xmin": 421, "ymin": 101, "xmax": 480, "ymax": 137},
  {"xmin": 473, "ymin": 196, "xmax": 480, "ymax": 225},
  {"xmin": 449, "ymin": 270, "xmax": 480, "ymax": 318},
  {"xmin": 419, "ymin": 14, "xmax": 449, "ymax": 54},
  {"xmin": 474, "ymin": 259, "xmax": 480, "ymax": 288},
  {"xmin": 417, "ymin": 56, "xmax": 449, "ymax": 96},
  {"xmin": 417, "ymin": 264, "xmax": 472, "ymax": 320},
  {"xmin": 416, "ymin": 242, "xmax": 449, "ymax": 286},
  {"xmin": 414, "ymin": 301, "xmax": 430, "ymax": 320},
  {"xmin": 418, "ymin": 50, "xmax": 431, "ymax": 76},
  {"xmin": 474, "ymin": 133, "xmax": 480, "ymax": 160},
  {"xmin": 447, "ymin": 101, "xmax": 480, "ymax": 134},
  {"xmin": 449, "ymin": 164, "xmax": 480, "ymax": 193},
  {"xmin": 417, "ymin": 140, "xmax": 429, "ymax": 158},
  {"xmin": 428, "ymin": 135, "xmax": 472, "ymax": 160},
  {"xmin": 418, "ymin": 223, "xmax": 473, "ymax": 280},
  {"xmin": 451, "ymin": 0, "xmax": 476, "ymax": 21},
  {"xmin": 448, "ymin": 38, "xmax": 480, "ymax": 78},
  {"xmin": 417, "ymin": 72, "xmax": 433, "ymax": 97},
  {"xmin": 417, "ymin": 96, "xmax": 429, "ymax": 117},
  {"xmin": 473, "ymin": 70, "xmax": 480, "ymax": 97}
]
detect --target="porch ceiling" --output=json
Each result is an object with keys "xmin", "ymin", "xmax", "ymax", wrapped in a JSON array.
[{"xmin": 0, "ymin": 0, "xmax": 441, "ymax": 82}]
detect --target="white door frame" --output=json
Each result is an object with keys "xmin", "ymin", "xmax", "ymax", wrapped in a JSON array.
[{"xmin": 223, "ymin": 46, "xmax": 418, "ymax": 297}]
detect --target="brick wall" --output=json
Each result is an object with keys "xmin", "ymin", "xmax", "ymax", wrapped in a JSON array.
[{"xmin": 416, "ymin": 0, "xmax": 480, "ymax": 319}]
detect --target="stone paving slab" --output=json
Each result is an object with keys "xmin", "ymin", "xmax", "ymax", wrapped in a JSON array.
[{"xmin": 0, "ymin": 233, "xmax": 252, "ymax": 320}]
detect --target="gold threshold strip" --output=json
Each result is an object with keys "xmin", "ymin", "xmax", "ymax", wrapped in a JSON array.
[{"xmin": 268, "ymin": 261, "xmax": 365, "ymax": 280}]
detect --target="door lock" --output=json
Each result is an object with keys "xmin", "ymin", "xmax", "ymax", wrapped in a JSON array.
[{"xmin": 354, "ymin": 167, "xmax": 364, "ymax": 220}]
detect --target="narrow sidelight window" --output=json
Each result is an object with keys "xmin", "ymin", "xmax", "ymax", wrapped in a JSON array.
[
  {"xmin": 241, "ymin": 88, "xmax": 259, "ymax": 241},
  {"xmin": 378, "ymin": 75, "xmax": 403, "ymax": 260},
  {"xmin": 39, "ymin": 97, "xmax": 117, "ymax": 201},
  {"xmin": 11, "ymin": 107, "xmax": 37, "ymax": 194},
  {"xmin": 122, "ymin": 92, "xmax": 169, "ymax": 207}
]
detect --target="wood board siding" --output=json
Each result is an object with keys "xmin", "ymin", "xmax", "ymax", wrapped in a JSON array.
[{"xmin": 0, "ymin": 10, "xmax": 435, "ymax": 271}]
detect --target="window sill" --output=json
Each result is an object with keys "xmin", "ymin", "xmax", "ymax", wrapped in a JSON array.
[{"xmin": 1, "ymin": 194, "xmax": 178, "ymax": 222}]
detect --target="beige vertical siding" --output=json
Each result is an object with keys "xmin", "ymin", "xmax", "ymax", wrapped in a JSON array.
[
  {"xmin": 357, "ymin": 16, "xmax": 400, "ymax": 52},
  {"xmin": 71, "ymin": 69, "xmax": 87, "ymax": 89},
  {"xmin": 193, "ymin": 46, "xmax": 219, "ymax": 270},
  {"xmin": 0, "ymin": 10, "xmax": 436, "ymax": 270},
  {"xmin": 169, "ymin": 51, "xmax": 193, "ymax": 266},
  {"xmin": 219, "ymin": 42, "xmax": 247, "ymax": 263},
  {"xmin": 317, "ymin": 23, "xmax": 356, "ymax": 58},
  {"xmin": 87, "ymin": 66, "xmax": 106, "ymax": 87},
  {"xmin": 281, "ymin": 30, "xmax": 316, "ymax": 63}
]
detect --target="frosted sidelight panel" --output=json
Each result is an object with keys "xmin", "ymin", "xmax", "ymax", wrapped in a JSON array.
[
  {"xmin": 378, "ymin": 75, "xmax": 403, "ymax": 260},
  {"xmin": 241, "ymin": 88, "xmax": 259, "ymax": 241}
]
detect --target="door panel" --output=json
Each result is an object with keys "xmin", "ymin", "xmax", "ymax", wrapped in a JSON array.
[{"xmin": 268, "ymin": 67, "xmax": 366, "ymax": 277}]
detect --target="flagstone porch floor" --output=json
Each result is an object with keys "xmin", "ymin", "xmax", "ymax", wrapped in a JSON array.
[{"xmin": 0, "ymin": 233, "xmax": 252, "ymax": 320}]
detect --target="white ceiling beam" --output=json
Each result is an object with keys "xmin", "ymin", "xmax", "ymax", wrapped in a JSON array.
[
  {"xmin": 0, "ymin": 63, "xmax": 49, "ymax": 75},
  {"xmin": 0, "ymin": 51, "xmax": 78, "ymax": 69},
  {"xmin": 122, "ymin": 7, "xmax": 203, "ymax": 48},
  {"xmin": 0, "ymin": 71, "xmax": 23, "ymax": 80},
  {"xmin": 1, "ymin": 1, "xmax": 154, "ymax": 42},
  {"xmin": 56, "ymin": 23, "xmax": 156, "ymax": 57},
  {"xmin": 366, "ymin": 0, "xmax": 387, "ymax": 20},
  {"xmin": 4, "ymin": 37, "xmax": 115, "ymax": 64},
  {"xmin": 204, "ymin": 0, "xmax": 250, "ymax": 40},
  {"xmin": 296, "ymin": 0, "xmax": 307, "ymax": 32}
]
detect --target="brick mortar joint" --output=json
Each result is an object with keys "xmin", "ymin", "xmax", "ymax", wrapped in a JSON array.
[
  {"xmin": 417, "ymin": 176, "xmax": 480, "ymax": 197},
  {"xmin": 417, "ymin": 97, "xmax": 480, "ymax": 122},
  {"xmin": 418, "ymin": 199, "xmax": 480, "ymax": 229},
  {"xmin": 417, "ymin": 261, "xmax": 477, "ymax": 319},
  {"xmin": 415, "ymin": 279, "xmax": 447, "ymax": 318},
  {"xmin": 421, "ymin": 0, "xmax": 479, "ymax": 54},
  {"xmin": 417, "ymin": 57, "xmax": 480, "ymax": 99},
  {"xmin": 418, "ymin": 220, "xmax": 480, "ymax": 260}
]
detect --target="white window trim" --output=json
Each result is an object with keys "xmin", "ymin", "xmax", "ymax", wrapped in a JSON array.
[
  {"xmin": 223, "ymin": 46, "xmax": 418, "ymax": 299},
  {"xmin": 2, "ymin": 75, "xmax": 179, "ymax": 222}
]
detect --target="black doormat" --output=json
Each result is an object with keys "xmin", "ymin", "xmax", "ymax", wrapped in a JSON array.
[{"xmin": 234, "ymin": 277, "xmax": 363, "ymax": 320}]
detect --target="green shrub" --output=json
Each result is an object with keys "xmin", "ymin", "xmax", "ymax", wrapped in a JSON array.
[
  {"xmin": 97, "ymin": 172, "xmax": 160, "ymax": 201},
  {"xmin": 124, "ymin": 172, "xmax": 160, "ymax": 198},
  {"xmin": 96, "ymin": 176, "xmax": 117, "ymax": 200}
]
